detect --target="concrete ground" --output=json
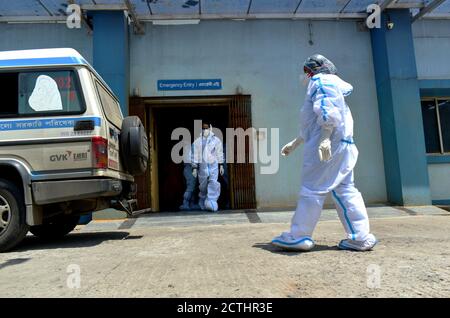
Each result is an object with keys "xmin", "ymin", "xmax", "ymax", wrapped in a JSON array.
[{"xmin": 0, "ymin": 206, "xmax": 449, "ymax": 298}]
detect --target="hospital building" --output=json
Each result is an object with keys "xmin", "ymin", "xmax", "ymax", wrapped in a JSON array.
[{"xmin": 1, "ymin": 0, "xmax": 449, "ymax": 212}]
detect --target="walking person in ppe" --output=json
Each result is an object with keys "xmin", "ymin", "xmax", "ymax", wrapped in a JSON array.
[
  {"xmin": 271, "ymin": 54, "xmax": 378, "ymax": 252},
  {"xmin": 191, "ymin": 121, "xmax": 225, "ymax": 212}
]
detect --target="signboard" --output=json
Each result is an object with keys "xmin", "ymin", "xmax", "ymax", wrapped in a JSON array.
[{"xmin": 157, "ymin": 79, "xmax": 222, "ymax": 91}]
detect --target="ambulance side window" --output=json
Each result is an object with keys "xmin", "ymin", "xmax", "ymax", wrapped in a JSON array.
[{"xmin": 95, "ymin": 80, "xmax": 123, "ymax": 129}]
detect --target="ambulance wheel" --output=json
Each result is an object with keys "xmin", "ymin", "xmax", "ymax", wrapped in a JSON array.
[{"xmin": 0, "ymin": 179, "xmax": 29, "ymax": 252}]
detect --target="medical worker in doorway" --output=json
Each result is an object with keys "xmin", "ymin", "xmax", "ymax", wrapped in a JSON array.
[
  {"xmin": 192, "ymin": 121, "xmax": 225, "ymax": 212},
  {"xmin": 179, "ymin": 141, "xmax": 199, "ymax": 211},
  {"xmin": 271, "ymin": 54, "xmax": 378, "ymax": 252}
]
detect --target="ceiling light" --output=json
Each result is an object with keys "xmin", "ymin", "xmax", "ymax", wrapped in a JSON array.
[{"xmin": 152, "ymin": 19, "xmax": 200, "ymax": 25}]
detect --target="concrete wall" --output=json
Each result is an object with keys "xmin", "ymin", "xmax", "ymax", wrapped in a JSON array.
[
  {"xmin": 413, "ymin": 20, "xmax": 450, "ymax": 202},
  {"xmin": 0, "ymin": 23, "xmax": 92, "ymax": 63},
  {"xmin": 428, "ymin": 164, "xmax": 450, "ymax": 201},
  {"xmin": 130, "ymin": 20, "xmax": 387, "ymax": 207},
  {"xmin": 413, "ymin": 20, "xmax": 450, "ymax": 80}
]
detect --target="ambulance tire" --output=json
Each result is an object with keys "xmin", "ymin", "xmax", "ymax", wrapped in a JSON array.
[{"xmin": 0, "ymin": 179, "xmax": 29, "ymax": 253}]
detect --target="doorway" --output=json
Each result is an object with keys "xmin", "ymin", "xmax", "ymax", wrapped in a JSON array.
[
  {"xmin": 129, "ymin": 95, "xmax": 256, "ymax": 212},
  {"xmin": 153, "ymin": 104, "xmax": 230, "ymax": 211}
]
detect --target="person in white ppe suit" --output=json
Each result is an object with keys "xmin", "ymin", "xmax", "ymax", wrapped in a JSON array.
[
  {"xmin": 272, "ymin": 54, "xmax": 378, "ymax": 252},
  {"xmin": 192, "ymin": 122, "xmax": 225, "ymax": 212}
]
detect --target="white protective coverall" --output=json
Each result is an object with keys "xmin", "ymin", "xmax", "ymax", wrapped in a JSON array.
[
  {"xmin": 191, "ymin": 131, "xmax": 224, "ymax": 212},
  {"xmin": 273, "ymin": 71, "xmax": 377, "ymax": 251}
]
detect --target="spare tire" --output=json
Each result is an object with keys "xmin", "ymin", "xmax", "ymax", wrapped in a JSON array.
[{"xmin": 120, "ymin": 116, "xmax": 149, "ymax": 176}]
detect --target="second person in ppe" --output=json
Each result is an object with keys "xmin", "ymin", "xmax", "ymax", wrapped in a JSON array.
[
  {"xmin": 191, "ymin": 122, "xmax": 225, "ymax": 212},
  {"xmin": 179, "ymin": 141, "xmax": 199, "ymax": 211}
]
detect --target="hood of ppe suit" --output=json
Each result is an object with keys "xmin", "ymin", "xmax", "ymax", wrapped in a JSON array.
[{"xmin": 304, "ymin": 54, "xmax": 337, "ymax": 76}]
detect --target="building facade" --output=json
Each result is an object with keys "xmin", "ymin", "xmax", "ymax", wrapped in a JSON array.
[{"xmin": 0, "ymin": 1, "xmax": 449, "ymax": 210}]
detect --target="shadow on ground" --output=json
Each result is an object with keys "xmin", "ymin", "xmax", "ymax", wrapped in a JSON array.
[
  {"xmin": 13, "ymin": 231, "xmax": 134, "ymax": 252},
  {"xmin": 252, "ymin": 243, "xmax": 340, "ymax": 255},
  {"xmin": 0, "ymin": 258, "xmax": 31, "ymax": 270},
  {"xmin": 138, "ymin": 210, "xmax": 247, "ymax": 217}
]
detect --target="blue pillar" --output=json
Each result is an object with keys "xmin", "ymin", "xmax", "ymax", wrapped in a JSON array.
[
  {"xmin": 91, "ymin": 11, "xmax": 129, "ymax": 116},
  {"xmin": 370, "ymin": 9, "xmax": 431, "ymax": 205}
]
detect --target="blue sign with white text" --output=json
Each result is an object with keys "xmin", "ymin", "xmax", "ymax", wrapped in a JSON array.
[{"xmin": 158, "ymin": 79, "xmax": 222, "ymax": 91}]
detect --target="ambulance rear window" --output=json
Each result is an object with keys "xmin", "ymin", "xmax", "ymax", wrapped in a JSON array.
[
  {"xmin": 18, "ymin": 70, "xmax": 84, "ymax": 115},
  {"xmin": 0, "ymin": 69, "xmax": 85, "ymax": 118}
]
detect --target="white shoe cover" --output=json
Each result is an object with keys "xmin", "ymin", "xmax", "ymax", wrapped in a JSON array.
[
  {"xmin": 205, "ymin": 200, "xmax": 219, "ymax": 212},
  {"xmin": 271, "ymin": 232, "xmax": 315, "ymax": 251},
  {"xmin": 338, "ymin": 234, "xmax": 378, "ymax": 251}
]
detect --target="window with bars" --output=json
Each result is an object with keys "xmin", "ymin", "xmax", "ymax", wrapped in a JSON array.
[{"xmin": 421, "ymin": 98, "xmax": 450, "ymax": 154}]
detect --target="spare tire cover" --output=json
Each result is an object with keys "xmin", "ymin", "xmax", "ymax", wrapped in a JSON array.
[{"xmin": 120, "ymin": 116, "xmax": 149, "ymax": 176}]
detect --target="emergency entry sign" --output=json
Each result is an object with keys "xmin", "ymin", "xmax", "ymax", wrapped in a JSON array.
[{"xmin": 157, "ymin": 79, "xmax": 222, "ymax": 91}]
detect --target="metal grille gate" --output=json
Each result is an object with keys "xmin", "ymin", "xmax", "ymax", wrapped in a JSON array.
[{"xmin": 228, "ymin": 95, "xmax": 257, "ymax": 210}]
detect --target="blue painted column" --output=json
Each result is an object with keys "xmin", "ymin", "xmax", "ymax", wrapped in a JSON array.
[
  {"xmin": 370, "ymin": 9, "xmax": 431, "ymax": 205},
  {"xmin": 91, "ymin": 11, "xmax": 129, "ymax": 116}
]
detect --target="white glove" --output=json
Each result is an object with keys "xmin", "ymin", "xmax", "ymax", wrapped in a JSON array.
[
  {"xmin": 318, "ymin": 126, "xmax": 333, "ymax": 162},
  {"xmin": 192, "ymin": 168, "xmax": 198, "ymax": 178},
  {"xmin": 219, "ymin": 165, "xmax": 224, "ymax": 176},
  {"xmin": 281, "ymin": 137, "xmax": 304, "ymax": 156}
]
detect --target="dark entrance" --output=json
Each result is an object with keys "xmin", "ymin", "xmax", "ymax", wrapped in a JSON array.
[
  {"xmin": 154, "ymin": 105, "xmax": 230, "ymax": 211},
  {"xmin": 129, "ymin": 95, "xmax": 257, "ymax": 212}
]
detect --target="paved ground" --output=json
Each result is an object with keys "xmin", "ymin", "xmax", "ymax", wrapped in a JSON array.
[{"xmin": 0, "ymin": 206, "xmax": 449, "ymax": 298}]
